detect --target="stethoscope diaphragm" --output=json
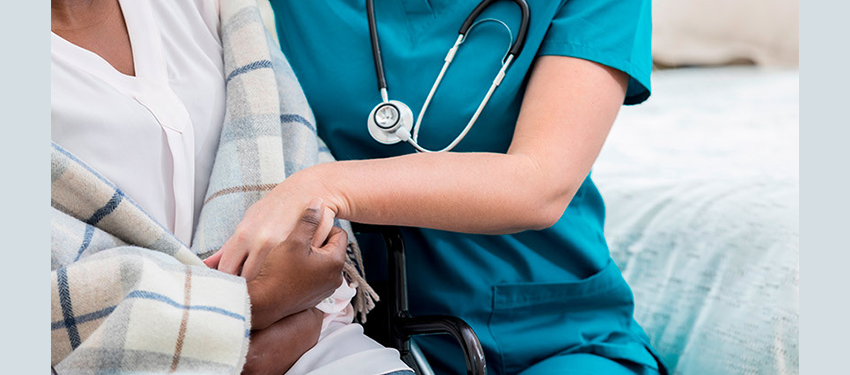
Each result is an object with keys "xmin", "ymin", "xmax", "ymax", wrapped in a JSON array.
[
  {"xmin": 365, "ymin": 0, "xmax": 530, "ymax": 153},
  {"xmin": 367, "ymin": 100, "xmax": 414, "ymax": 145}
]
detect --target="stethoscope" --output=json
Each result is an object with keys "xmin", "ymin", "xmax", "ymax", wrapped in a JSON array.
[{"xmin": 366, "ymin": 0, "xmax": 530, "ymax": 152}]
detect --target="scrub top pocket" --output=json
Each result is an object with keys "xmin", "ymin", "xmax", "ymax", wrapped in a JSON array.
[{"xmin": 489, "ymin": 260, "xmax": 655, "ymax": 374}]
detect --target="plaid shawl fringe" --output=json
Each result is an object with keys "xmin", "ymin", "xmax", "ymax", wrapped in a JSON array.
[{"xmin": 51, "ymin": 0, "xmax": 377, "ymax": 373}]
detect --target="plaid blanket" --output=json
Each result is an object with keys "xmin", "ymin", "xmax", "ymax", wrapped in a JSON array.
[{"xmin": 51, "ymin": 1, "xmax": 376, "ymax": 373}]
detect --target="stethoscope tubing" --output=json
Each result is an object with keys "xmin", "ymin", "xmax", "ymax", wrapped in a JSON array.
[
  {"xmin": 366, "ymin": 0, "xmax": 388, "ymax": 93},
  {"xmin": 366, "ymin": 0, "xmax": 530, "ymax": 153}
]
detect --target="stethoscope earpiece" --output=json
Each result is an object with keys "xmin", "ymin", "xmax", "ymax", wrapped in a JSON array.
[{"xmin": 365, "ymin": 0, "xmax": 530, "ymax": 153}]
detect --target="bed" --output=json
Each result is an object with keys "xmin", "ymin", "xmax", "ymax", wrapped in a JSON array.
[{"xmin": 595, "ymin": 67, "xmax": 799, "ymax": 374}]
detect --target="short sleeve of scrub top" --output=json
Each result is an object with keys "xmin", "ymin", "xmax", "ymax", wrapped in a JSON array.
[{"xmin": 540, "ymin": 0, "xmax": 653, "ymax": 105}]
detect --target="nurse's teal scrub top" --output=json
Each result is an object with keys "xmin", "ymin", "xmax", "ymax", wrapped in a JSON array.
[{"xmin": 269, "ymin": 1, "xmax": 666, "ymax": 374}]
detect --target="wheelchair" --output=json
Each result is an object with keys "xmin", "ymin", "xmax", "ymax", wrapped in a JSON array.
[{"xmin": 352, "ymin": 224, "xmax": 487, "ymax": 375}]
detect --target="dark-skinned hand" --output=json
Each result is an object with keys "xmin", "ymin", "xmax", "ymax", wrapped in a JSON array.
[
  {"xmin": 240, "ymin": 198, "xmax": 348, "ymax": 330},
  {"xmin": 241, "ymin": 308, "xmax": 324, "ymax": 375}
]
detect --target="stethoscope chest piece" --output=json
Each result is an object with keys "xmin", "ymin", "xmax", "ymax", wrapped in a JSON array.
[
  {"xmin": 365, "ymin": 0, "xmax": 530, "ymax": 152},
  {"xmin": 367, "ymin": 99, "xmax": 414, "ymax": 145}
]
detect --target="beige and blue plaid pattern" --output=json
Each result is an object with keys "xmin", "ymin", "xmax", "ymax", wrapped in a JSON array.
[
  {"xmin": 192, "ymin": 0, "xmax": 376, "ymax": 316},
  {"xmin": 192, "ymin": 0, "xmax": 314, "ymax": 256},
  {"xmin": 51, "ymin": 145, "xmax": 252, "ymax": 374},
  {"xmin": 51, "ymin": 0, "xmax": 376, "ymax": 373}
]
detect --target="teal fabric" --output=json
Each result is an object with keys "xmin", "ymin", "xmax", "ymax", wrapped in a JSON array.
[
  {"xmin": 539, "ymin": 0, "xmax": 652, "ymax": 104},
  {"xmin": 269, "ymin": 1, "xmax": 662, "ymax": 374},
  {"xmin": 519, "ymin": 353, "xmax": 660, "ymax": 375}
]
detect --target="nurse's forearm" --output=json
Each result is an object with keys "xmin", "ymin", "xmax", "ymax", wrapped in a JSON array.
[
  {"xmin": 301, "ymin": 151, "xmax": 577, "ymax": 234},
  {"xmin": 302, "ymin": 56, "xmax": 628, "ymax": 235},
  {"xmin": 212, "ymin": 56, "xmax": 626, "ymax": 276}
]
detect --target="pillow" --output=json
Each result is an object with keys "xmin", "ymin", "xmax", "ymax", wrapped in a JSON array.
[{"xmin": 652, "ymin": 0, "xmax": 799, "ymax": 67}]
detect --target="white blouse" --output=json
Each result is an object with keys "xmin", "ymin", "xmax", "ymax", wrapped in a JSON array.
[{"xmin": 51, "ymin": 0, "xmax": 224, "ymax": 244}]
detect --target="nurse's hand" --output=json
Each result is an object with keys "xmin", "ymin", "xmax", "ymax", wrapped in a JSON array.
[
  {"xmin": 217, "ymin": 198, "xmax": 347, "ymax": 330},
  {"xmin": 205, "ymin": 180, "xmax": 339, "ymax": 282},
  {"xmin": 242, "ymin": 308, "xmax": 324, "ymax": 375}
]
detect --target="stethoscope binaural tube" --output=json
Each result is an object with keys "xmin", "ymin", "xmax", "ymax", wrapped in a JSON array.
[
  {"xmin": 366, "ymin": 0, "xmax": 388, "ymax": 100},
  {"xmin": 459, "ymin": 0, "xmax": 530, "ymax": 57},
  {"xmin": 365, "ymin": 0, "xmax": 531, "ymax": 153}
]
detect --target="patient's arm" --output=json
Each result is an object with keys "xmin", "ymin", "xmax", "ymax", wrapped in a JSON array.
[
  {"xmin": 242, "ymin": 308, "xmax": 324, "ymax": 375},
  {"xmin": 239, "ymin": 203, "xmax": 343, "ymax": 374},
  {"xmin": 244, "ymin": 199, "xmax": 348, "ymax": 330}
]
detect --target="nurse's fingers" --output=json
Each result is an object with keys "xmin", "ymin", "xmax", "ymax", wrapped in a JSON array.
[
  {"xmin": 216, "ymin": 232, "xmax": 252, "ymax": 275},
  {"xmin": 312, "ymin": 206, "xmax": 336, "ymax": 248},
  {"xmin": 203, "ymin": 250, "xmax": 223, "ymax": 268}
]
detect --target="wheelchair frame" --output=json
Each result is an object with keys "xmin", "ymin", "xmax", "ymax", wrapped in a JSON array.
[{"xmin": 353, "ymin": 224, "xmax": 487, "ymax": 375}]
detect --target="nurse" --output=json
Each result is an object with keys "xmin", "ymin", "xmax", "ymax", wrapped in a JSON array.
[{"xmin": 211, "ymin": 0, "xmax": 667, "ymax": 373}]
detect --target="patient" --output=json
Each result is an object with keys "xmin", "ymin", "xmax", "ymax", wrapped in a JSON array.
[{"xmin": 50, "ymin": 0, "xmax": 409, "ymax": 373}]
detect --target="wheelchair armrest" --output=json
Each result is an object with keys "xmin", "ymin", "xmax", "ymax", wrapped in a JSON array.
[
  {"xmin": 396, "ymin": 315, "xmax": 487, "ymax": 375},
  {"xmin": 349, "ymin": 223, "xmax": 408, "ymax": 315},
  {"xmin": 351, "ymin": 223, "xmax": 487, "ymax": 375}
]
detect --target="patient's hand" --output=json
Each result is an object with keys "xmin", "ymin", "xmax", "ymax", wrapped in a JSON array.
[
  {"xmin": 205, "ymin": 194, "xmax": 338, "ymax": 282},
  {"xmin": 233, "ymin": 199, "xmax": 347, "ymax": 330},
  {"xmin": 242, "ymin": 308, "xmax": 324, "ymax": 375},
  {"xmin": 205, "ymin": 173, "xmax": 338, "ymax": 282}
]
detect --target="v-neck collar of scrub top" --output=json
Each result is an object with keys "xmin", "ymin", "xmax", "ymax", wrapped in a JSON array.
[
  {"xmin": 51, "ymin": 0, "xmax": 197, "ymax": 242},
  {"xmin": 398, "ymin": 0, "xmax": 463, "ymax": 15}
]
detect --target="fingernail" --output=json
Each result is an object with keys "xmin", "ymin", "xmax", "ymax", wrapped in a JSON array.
[{"xmin": 308, "ymin": 197, "xmax": 323, "ymax": 211}]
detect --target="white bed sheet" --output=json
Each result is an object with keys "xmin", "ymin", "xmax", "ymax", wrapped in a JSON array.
[{"xmin": 594, "ymin": 67, "xmax": 799, "ymax": 374}]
